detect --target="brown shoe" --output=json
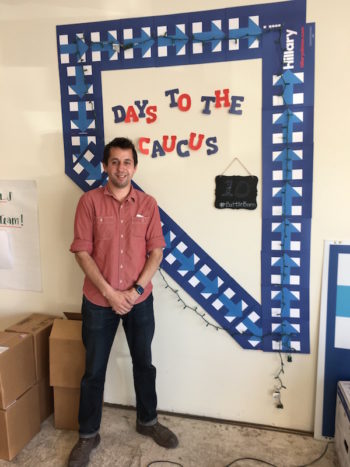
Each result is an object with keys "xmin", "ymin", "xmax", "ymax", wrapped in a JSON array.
[
  {"xmin": 68, "ymin": 434, "xmax": 101, "ymax": 467},
  {"xmin": 136, "ymin": 420, "xmax": 179, "ymax": 449}
]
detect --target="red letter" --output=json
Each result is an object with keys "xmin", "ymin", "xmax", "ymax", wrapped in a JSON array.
[
  {"xmin": 214, "ymin": 89, "xmax": 230, "ymax": 108},
  {"xmin": 178, "ymin": 93, "xmax": 191, "ymax": 112},
  {"xmin": 146, "ymin": 105, "xmax": 157, "ymax": 124},
  {"xmin": 188, "ymin": 132, "xmax": 205, "ymax": 151},
  {"xmin": 138, "ymin": 137, "xmax": 150, "ymax": 155},
  {"xmin": 124, "ymin": 105, "xmax": 139, "ymax": 123},
  {"xmin": 162, "ymin": 135, "xmax": 177, "ymax": 152}
]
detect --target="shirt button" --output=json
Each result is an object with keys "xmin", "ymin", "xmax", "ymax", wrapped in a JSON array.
[
  {"xmin": 120, "ymin": 264, "xmax": 123, "ymax": 269},
  {"xmin": 121, "ymin": 220, "xmax": 124, "ymax": 224},
  {"xmin": 119, "ymin": 280, "xmax": 123, "ymax": 283},
  {"xmin": 121, "ymin": 250, "xmax": 123, "ymax": 254},
  {"xmin": 121, "ymin": 234, "xmax": 124, "ymax": 238}
]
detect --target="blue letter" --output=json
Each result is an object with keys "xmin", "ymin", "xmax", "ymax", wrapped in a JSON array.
[
  {"xmin": 165, "ymin": 88, "xmax": 179, "ymax": 108},
  {"xmin": 134, "ymin": 100, "xmax": 149, "ymax": 118},
  {"xmin": 201, "ymin": 96, "xmax": 216, "ymax": 115},
  {"xmin": 206, "ymin": 136, "xmax": 218, "ymax": 156},
  {"xmin": 229, "ymin": 96, "xmax": 244, "ymax": 115},
  {"xmin": 176, "ymin": 140, "xmax": 190, "ymax": 157},
  {"xmin": 111, "ymin": 105, "xmax": 126, "ymax": 123},
  {"xmin": 151, "ymin": 140, "xmax": 166, "ymax": 158}
]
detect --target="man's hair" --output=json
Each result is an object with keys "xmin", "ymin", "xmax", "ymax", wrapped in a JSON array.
[{"xmin": 103, "ymin": 137, "xmax": 138, "ymax": 166}]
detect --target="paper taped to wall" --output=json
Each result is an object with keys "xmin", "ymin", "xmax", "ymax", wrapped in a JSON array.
[
  {"xmin": 0, "ymin": 180, "xmax": 41, "ymax": 291},
  {"xmin": 0, "ymin": 230, "xmax": 13, "ymax": 269}
]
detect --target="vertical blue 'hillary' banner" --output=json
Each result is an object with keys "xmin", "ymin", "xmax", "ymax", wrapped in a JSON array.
[
  {"xmin": 261, "ymin": 23, "xmax": 315, "ymax": 353},
  {"xmin": 56, "ymin": 0, "xmax": 314, "ymax": 353}
]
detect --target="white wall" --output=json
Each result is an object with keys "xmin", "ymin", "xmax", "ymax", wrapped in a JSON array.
[{"xmin": 0, "ymin": 0, "xmax": 349, "ymax": 432}]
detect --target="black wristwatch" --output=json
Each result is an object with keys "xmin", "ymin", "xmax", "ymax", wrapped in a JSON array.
[{"xmin": 133, "ymin": 284, "xmax": 144, "ymax": 295}]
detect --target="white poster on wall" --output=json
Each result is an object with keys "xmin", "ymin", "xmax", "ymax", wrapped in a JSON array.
[
  {"xmin": 335, "ymin": 253, "xmax": 350, "ymax": 349},
  {"xmin": 0, "ymin": 180, "xmax": 42, "ymax": 291}
]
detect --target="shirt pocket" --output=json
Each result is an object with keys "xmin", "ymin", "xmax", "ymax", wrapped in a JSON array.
[
  {"xmin": 94, "ymin": 216, "xmax": 115, "ymax": 240},
  {"xmin": 132, "ymin": 216, "xmax": 150, "ymax": 238}
]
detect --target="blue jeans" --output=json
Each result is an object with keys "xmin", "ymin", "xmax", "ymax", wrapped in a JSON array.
[{"xmin": 78, "ymin": 293, "xmax": 157, "ymax": 437}]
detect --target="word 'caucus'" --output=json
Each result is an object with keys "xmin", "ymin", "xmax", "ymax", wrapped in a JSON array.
[{"xmin": 138, "ymin": 133, "xmax": 218, "ymax": 158}]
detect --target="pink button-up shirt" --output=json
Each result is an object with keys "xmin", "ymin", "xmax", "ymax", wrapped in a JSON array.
[{"xmin": 70, "ymin": 185, "xmax": 165, "ymax": 306}]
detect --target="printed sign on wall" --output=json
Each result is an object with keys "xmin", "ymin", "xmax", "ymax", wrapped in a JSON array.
[{"xmin": 0, "ymin": 181, "xmax": 42, "ymax": 291}]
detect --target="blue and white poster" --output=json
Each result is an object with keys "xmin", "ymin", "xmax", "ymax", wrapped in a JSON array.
[
  {"xmin": 57, "ymin": 0, "xmax": 315, "ymax": 353},
  {"xmin": 314, "ymin": 242, "xmax": 350, "ymax": 439},
  {"xmin": 334, "ymin": 253, "xmax": 350, "ymax": 350}
]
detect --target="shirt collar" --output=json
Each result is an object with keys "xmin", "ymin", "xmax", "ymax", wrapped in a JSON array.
[{"xmin": 103, "ymin": 184, "xmax": 136, "ymax": 203}]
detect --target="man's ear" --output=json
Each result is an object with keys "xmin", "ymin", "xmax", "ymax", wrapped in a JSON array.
[{"xmin": 102, "ymin": 163, "xmax": 107, "ymax": 173}]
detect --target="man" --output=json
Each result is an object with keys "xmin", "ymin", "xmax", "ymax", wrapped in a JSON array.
[{"xmin": 68, "ymin": 137, "xmax": 178, "ymax": 467}]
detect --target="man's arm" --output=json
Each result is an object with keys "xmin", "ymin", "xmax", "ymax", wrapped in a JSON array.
[
  {"xmin": 75, "ymin": 251, "xmax": 134, "ymax": 314},
  {"xmin": 124, "ymin": 247, "xmax": 163, "ymax": 304}
]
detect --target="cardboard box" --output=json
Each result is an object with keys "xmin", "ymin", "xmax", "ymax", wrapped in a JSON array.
[
  {"xmin": 335, "ymin": 381, "xmax": 350, "ymax": 467},
  {"xmin": 0, "ymin": 383, "xmax": 40, "ymax": 461},
  {"xmin": 54, "ymin": 387, "xmax": 80, "ymax": 431},
  {"xmin": 6, "ymin": 313, "xmax": 57, "ymax": 381},
  {"xmin": 50, "ymin": 319, "xmax": 85, "ymax": 388},
  {"xmin": 0, "ymin": 332, "xmax": 36, "ymax": 409},
  {"xmin": 38, "ymin": 376, "xmax": 53, "ymax": 423}
]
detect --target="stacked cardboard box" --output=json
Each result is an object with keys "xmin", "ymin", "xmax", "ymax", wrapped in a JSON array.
[
  {"xmin": 6, "ymin": 313, "xmax": 57, "ymax": 423},
  {"xmin": 0, "ymin": 331, "xmax": 40, "ymax": 461},
  {"xmin": 335, "ymin": 381, "xmax": 350, "ymax": 467},
  {"xmin": 50, "ymin": 317, "xmax": 85, "ymax": 430}
]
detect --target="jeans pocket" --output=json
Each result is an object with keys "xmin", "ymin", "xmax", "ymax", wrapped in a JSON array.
[
  {"xmin": 131, "ymin": 294, "xmax": 154, "ymax": 326},
  {"xmin": 82, "ymin": 296, "xmax": 114, "ymax": 330}
]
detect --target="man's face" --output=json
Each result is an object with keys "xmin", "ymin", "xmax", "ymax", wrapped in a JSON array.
[{"xmin": 103, "ymin": 147, "xmax": 137, "ymax": 190}]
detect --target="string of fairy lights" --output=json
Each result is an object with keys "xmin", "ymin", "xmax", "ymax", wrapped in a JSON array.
[
  {"xmin": 158, "ymin": 267, "xmax": 292, "ymax": 409},
  {"xmin": 68, "ymin": 24, "xmax": 302, "ymax": 408}
]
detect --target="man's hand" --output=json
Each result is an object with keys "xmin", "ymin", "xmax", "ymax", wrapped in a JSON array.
[
  {"xmin": 106, "ymin": 289, "xmax": 134, "ymax": 315},
  {"xmin": 123, "ymin": 287, "xmax": 140, "ymax": 308}
]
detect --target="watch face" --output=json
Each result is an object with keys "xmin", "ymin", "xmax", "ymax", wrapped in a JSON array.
[{"xmin": 135, "ymin": 284, "xmax": 144, "ymax": 295}]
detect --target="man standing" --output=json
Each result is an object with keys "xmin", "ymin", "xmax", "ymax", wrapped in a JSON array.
[{"xmin": 68, "ymin": 137, "xmax": 178, "ymax": 467}]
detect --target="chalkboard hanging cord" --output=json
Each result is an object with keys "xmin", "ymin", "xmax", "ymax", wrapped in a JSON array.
[{"xmin": 220, "ymin": 157, "xmax": 252, "ymax": 176}]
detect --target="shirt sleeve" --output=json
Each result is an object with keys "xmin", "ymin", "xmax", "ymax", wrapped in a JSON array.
[
  {"xmin": 145, "ymin": 198, "xmax": 166, "ymax": 253},
  {"xmin": 70, "ymin": 193, "xmax": 94, "ymax": 254}
]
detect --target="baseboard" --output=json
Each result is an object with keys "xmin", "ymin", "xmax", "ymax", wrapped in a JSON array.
[{"xmin": 103, "ymin": 402, "xmax": 313, "ymax": 438}]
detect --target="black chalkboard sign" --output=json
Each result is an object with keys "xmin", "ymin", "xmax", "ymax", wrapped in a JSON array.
[{"xmin": 215, "ymin": 175, "xmax": 258, "ymax": 210}]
